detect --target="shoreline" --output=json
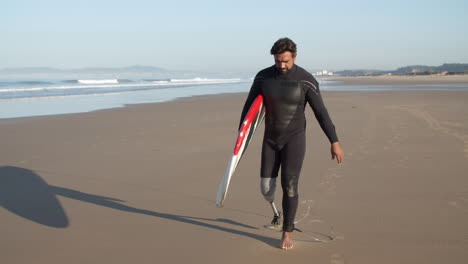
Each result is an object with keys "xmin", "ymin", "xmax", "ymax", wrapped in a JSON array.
[
  {"xmin": 3, "ymin": 88, "xmax": 468, "ymax": 123},
  {"xmin": 0, "ymin": 75, "xmax": 468, "ymax": 120},
  {"xmin": 0, "ymin": 92, "xmax": 247, "ymax": 122}
]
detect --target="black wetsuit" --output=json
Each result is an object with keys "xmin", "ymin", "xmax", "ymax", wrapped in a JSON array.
[{"xmin": 239, "ymin": 64, "xmax": 338, "ymax": 232}]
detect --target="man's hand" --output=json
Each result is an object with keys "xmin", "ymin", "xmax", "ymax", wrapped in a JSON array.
[{"xmin": 331, "ymin": 142, "xmax": 344, "ymax": 164}]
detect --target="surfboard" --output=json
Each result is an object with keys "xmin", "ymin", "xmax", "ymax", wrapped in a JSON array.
[{"xmin": 216, "ymin": 94, "xmax": 265, "ymax": 206}]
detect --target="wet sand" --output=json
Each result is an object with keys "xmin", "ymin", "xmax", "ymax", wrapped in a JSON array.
[{"xmin": 1, "ymin": 78, "xmax": 468, "ymax": 263}]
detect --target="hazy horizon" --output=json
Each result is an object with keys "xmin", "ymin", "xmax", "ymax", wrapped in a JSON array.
[
  {"xmin": 1, "ymin": 62, "xmax": 467, "ymax": 73},
  {"xmin": 3, "ymin": 0, "xmax": 468, "ymax": 72}
]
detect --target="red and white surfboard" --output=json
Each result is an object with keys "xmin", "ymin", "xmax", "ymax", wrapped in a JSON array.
[{"xmin": 216, "ymin": 94, "xmax": 265, "ymax": 206}]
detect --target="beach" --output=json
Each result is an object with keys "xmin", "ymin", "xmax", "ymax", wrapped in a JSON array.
[{"xmin": 1, "ymin": 77, "xmax": 468, "ymax": 263}]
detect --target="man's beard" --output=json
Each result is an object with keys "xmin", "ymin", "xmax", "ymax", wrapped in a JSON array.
[{"xmin": 277, "ymin": 67, "xmax": 288, "ymax": 73}]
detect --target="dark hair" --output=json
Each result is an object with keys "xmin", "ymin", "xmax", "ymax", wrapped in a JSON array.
[{"xmin": 270, "ymin": 38, "xmax": 297, "ymax": 55}]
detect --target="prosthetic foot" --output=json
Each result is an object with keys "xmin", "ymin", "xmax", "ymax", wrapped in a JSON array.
[
  {"xmin": 270, "ymin": 202, "xmax": 282, "ymax": 225},
  {"xmin": 264, "ymin": 202, "xmax": 283, "ymax": 232}
]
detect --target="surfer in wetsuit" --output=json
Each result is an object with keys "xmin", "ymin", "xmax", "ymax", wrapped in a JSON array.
[{"xmin": 239, "ymin": 38, "xmax": 344, "ymax": 249}]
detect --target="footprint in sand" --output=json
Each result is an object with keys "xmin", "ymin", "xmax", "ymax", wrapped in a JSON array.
[
  {"xmin": 387, "ymin": 105, "xmax": 468, "ymax": 161},
  {"xmin": 320, "ymin": 167, "xmax": 344, "ymax": 195},
  {"xmin": 448, "ymin": 190, "xmax": 468, "ymax": 211},
  {"xmin": 395, "ymin": 155, "xmax": 410, "ymax": 168},
  {"xmin": 331, "ymin": 253, "xmax": 345, "ymax": 264}
]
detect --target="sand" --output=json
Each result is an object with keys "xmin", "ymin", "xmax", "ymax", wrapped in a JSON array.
[{"xmin": 1, "ymin": 78, "xmax": 468, "ymax": 263}]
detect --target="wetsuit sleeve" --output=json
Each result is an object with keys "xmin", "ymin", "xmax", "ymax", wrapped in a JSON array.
[
  {"xmin": 238, "ymin": 76, "xmax": 262, "ymax": 130},
  {"xmin": 303, "ymin": 80, "xmax": 339, "ymax": 143}
]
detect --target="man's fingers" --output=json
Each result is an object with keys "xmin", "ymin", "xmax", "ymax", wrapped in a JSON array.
[
  {"xmin": 337, "ymin": 154, "xmax": 343, "ymax": 164},
  {"xmin": 333, "ymin": 152, "xmax": 342, "ymax": 164}
]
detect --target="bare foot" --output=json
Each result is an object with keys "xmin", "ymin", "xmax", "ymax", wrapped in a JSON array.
[{"xmin": 281, "ymin": 231, "xmax": 294, "ymax": 250}]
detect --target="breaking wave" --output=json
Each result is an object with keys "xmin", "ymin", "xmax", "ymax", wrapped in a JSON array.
[{"xmin": 0, "ymin": 77, "xmax": 246, "ymax": 100}]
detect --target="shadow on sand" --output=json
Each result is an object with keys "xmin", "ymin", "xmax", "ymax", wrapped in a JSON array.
[{"xmin": 0, "ymin": 166, "xmax": 278, "ymax": 247}]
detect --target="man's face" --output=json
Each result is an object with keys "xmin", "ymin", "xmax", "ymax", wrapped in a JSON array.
[{"xmin": 274, "ymin": 51, "xmax": 296, "ymax": 73}]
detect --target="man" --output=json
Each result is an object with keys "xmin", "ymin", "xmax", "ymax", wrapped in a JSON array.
[{"xmin": 239, "ymin": 38, "xmax": 344, "ymax": 250}]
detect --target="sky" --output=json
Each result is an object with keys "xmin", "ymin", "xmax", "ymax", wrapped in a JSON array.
[{"xmin": 2, "ymin": 0, "xmax": 468, "ymax": 72}]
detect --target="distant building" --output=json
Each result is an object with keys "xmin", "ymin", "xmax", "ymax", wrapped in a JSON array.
[{"xmin": 314, "ymin": 70, "xmax": 334, "ymax": 76}]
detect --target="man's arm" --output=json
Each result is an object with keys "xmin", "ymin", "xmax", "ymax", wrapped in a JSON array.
[
  {"xmin": 303, "ymin": 79, "xmax": 344, "ymax": 164},
  {"xmin": 303, "ymin": 78, "xmax": 344, "ymax": 164},
  {"xmin": 303, "ymin": 79, "xmax": 339, "ymax": 144}
]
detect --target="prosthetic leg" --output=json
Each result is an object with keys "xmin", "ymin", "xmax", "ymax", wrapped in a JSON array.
[
  {"xmin": 261, "ymin": 178, "xmax": 284, "ymax": 231},
  {"xmin": 263, "ymin": 201, "xmax": 283, "ymax": 232},
  {"xmin": 270, "ymin": 202, "xmax": 282, "ymax": 226}
]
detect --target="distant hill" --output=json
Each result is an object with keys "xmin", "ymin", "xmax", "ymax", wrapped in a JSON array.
[
  {"xmin": 393, "ymin": 65, "xmax": 433, "ymax": 73},
  {"xmin": 0, "ymin": 67, "xmax": 65, "ymax": 74},
  {"xmin": 3, "ymin": 63, "xmax": 467, "ymax": 77},
  {"xmin": 434, "ymin": 63, "xmax": 468, "ymax": 72},
  {"xmin": 0, "ymin": 65, "xmax": 177, "ymax": 79},
  {"xmin": 335, "ymin": 63, "xmax": 468, "ymax": 76},
  {"xmin": 393, "ymin": 64, "xmax": 468, "ymax": 73},
  {"xmin": 75, "ymin": 65, "xmax": 167, "ymax": 73},
  {"xmin": 0, "ymin": 65, "xmax": 167, "ymax": 75}
]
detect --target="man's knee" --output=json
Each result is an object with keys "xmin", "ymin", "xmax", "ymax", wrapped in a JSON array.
[
  {"xmin": 260, "ymin": 177, "xmax": 276, "ymax": 202},
  {"xmin": 282, "ymin": 177, "xmax": 299, "ymax": 198}
]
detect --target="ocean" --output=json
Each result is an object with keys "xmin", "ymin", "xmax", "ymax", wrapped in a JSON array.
[
  {"xmin": 0, "ymin": 77, "xmax": 249, "ymax": 119},
  {"xmin": 1, "ymin": 76, "xmax": 468, "ymax": 119}
]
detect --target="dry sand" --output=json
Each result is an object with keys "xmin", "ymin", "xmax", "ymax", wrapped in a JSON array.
[{"xmin": 1, "ymin": 79, "xmax": 468, "ymax": 263}]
